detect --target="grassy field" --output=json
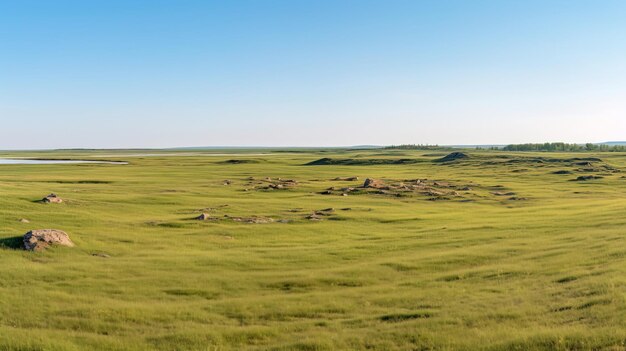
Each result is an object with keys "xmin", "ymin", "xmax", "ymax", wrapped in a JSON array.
[{"xmin": 1, "ymin": 149, "xmax": 625, "ymax": 350}]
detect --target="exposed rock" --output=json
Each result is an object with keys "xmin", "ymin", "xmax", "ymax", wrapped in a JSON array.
[
  {"xmin": 230, "ymin": 216, "xmax": 274, "ymax": 224},
  {"xmin": 195, "ymin": 213, "xmax": 218, "ymax": 221},
  {"xmin": 306, "ymin": 214, "xmax": 323, "ymax": 221},
  {"xmin": 363, "ymin": 178, "xmax": 386, "ymax": 189},
  {"xmin": 492, "ymin": 191, "xmax": 516, "ymax": 196},
  {"xmin": 256, "ymin": 178, "xmax": 298, "ymax": 191},
  {"xmin": 423, "ymin": 189, "xmax": 446, "ymax": 197},
  {"xmin": 306, "ymin": 208, "xmax": 337, "ymax": 220},
  {"xmin": 18, "ymin": 218, "xmax": 30, "ymax": 223},
  {"xmin": 313, "ymin": 208, "xmax": 335, "ymax": 216},
  {"xmin": 320, "ymin": 176, "xmax": 482, "ymax": 201},
  {"xmin": 427, "ymin": 197, "xmax": 449, "ymax": 201},
  {"xmin": 42, "ymin": 193, "xmax": 62, "ymax": 203},
  {"xmin": 23, "ymin": 229, "xmax": 74, "ymax": 251}
]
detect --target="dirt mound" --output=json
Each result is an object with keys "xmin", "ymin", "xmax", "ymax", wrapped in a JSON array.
[
  {"xmin": 42, "ymin": 193, "xmax": 62, "ymax": 203},
  {"xmin": 23, "ymin": 229, "xmax": 74, "ymax": 251},
  {"xmin": 436, "ymin": 152, "xmax": 469, "ymax": 162}
]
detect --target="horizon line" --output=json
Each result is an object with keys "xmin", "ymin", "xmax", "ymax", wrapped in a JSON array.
[{"xmin": 1, "ymin": 141, "xmax": 625, "ymax": 152}]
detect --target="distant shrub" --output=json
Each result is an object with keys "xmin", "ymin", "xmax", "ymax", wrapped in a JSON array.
[{"xmin": 502, "ymin": 142, "xmax": 626, "ymax": 152}]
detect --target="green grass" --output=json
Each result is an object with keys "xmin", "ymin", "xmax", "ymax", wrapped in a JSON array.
[{"xmin": 0, "ymin": 149, "xmax": 625, "ymax": 350}]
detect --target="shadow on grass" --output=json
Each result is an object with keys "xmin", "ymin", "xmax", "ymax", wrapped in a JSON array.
[{"xmin": 0, "ymin": 236, "xmax": 23, "ymax": 250}]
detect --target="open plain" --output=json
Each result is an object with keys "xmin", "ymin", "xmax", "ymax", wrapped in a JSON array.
[{"xmin": 1, "ymin": 149, "xmax": 626, "ymax": 350}]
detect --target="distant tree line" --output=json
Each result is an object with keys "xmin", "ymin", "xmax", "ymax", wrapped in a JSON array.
[
  {"xmin": 502, "ymin": 142, "xmax": 626, "ymax": 152},
  {"xmin": 384, "ymin": 144, "xmax": 445, "ymax": 150}
]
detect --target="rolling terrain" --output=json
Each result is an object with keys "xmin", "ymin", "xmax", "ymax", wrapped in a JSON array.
[{"xmin": 0, "ymin": 149, "xmax": 625, "ymax": 350}]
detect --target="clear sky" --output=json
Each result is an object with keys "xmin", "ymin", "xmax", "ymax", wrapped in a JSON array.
[{"xmin": 1, "ymin": 0, "xmax": 625, "ymax": 149}]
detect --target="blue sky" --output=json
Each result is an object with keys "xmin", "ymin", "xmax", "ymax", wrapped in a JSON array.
[{"xmin": 1, "ymin": 0, "xmax": 625, "ymax": 149}]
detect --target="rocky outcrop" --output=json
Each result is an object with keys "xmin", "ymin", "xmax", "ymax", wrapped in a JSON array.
[
  {"xmin": 195, "ymin": 213, "xmax": 218, "ymax": 221},
  {"xmin": 42, "ymin": 194, "xmax": 63, "ymax": 203},
  {"xmin": 23, "ymin": 229, "xmax": 74, "ymax": 251},
  {"xmin": 363, "ymin": 178, "xmax": 386, "ymax": 189}
]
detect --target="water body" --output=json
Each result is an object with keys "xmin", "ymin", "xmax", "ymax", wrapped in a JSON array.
[{"xmin": 0, "ymin": 159, "xmax": 128, "ymax": 165}]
